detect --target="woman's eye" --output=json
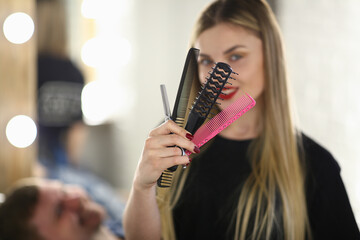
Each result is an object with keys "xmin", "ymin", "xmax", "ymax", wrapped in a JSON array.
[
  {"xmin": 199, "ymin": 58, "xmax": 213, "ymax": 66},
  {"xmin": 229, "ymin": 54, "xmax": 242, "ymax": 61}
]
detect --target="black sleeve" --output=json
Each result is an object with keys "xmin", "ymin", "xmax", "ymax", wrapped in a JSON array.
[{"xmin": 304, "ymin": 136, "xmax": 360, "ymax": 240}]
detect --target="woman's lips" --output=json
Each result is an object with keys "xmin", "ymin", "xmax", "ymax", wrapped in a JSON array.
[{"xmin": 219, "ymin": 87, "xmax": 239, "ymax": 100}]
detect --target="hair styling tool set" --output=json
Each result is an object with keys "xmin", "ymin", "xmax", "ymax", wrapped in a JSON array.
[{"xmin": 157, "ymin": 48, "xmax": 256, "ymax": 187}]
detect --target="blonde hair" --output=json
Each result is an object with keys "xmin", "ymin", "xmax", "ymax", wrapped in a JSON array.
[{"xmin": 158, "ymin": 0, "xmax": 311, "ymax": 239}]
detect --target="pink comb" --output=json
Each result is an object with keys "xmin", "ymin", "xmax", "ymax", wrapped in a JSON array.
[{"xmin": 186, "ymin": 92, "xmax": 256, "ymax": 154}]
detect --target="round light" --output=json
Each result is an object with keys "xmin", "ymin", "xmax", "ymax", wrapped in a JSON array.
[
  {"xmin": 81, "ymin": 37, "xmax": 131, "ymax": 68},
  {"xmin": 81, "ymin": 0, "xmax": 98, "ymax": 19},
  {"xmin": 81, "ymin": 81, "xmax": 116, "ymax": 125},
  {"xmin": 81, "ymin": 38, "xmax": 101, "ymax": 68},
  {"xmin": 3, "ymin": 12, "xmax": 35, "ymax": 44},
  {"xmin": 6, "ymin": 115, "xmax": 37, "ymax": 148},
  {"xmin": 81, "ymin": 0, "xmax": 129, "ymax": 20}
]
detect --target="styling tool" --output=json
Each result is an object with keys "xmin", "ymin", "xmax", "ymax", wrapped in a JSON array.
[
  {"xmin": 157, "ymin": 61, "xmax": 237, "ymax": 187},
  {"xmin": 157, "ymin": 48, "xmax": 199, "ymax": 188},
  {"xmin": 157, "ymin": 84, "xmax": 178, "ymax": 188},
  {"xmin": 160, "ymin": 84, "xmax": 172, "ymax": 121},
  {"xmin": 184, "ymin": 62, "xmax": 235, "ymax": 135},
  {"xmin": 186, "ymin": 92, "xmax": 256, "ymax": 154},
  {"xmin": 171, "ymin": 48, "xmax": 200, "ymax": 127}
]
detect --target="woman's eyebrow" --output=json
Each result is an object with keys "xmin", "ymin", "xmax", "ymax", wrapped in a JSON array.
[
  {"xmin": 199, "ymin": 53, "xmax": 211, "ymax": 58},
  {"xmin": 223, "ymin": 45, "xmax": 246, "ymax": 54}
]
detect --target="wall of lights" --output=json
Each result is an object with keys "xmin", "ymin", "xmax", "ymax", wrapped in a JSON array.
[
  {"xmin": 66, "ymin": 0, "xmax": 134, "ymax": 126},
  {"xmin": 1, "ymin": 11, "xmax": 37, "ymax": 148},
  {"xmin": 0, "ymin": 0, "xmax": 37, "ymax": 192}
]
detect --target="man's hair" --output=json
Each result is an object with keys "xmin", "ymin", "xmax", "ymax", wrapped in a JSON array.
[{"xmin": 0, "ymin": 184, "xmax": 44, "ymax": 240}]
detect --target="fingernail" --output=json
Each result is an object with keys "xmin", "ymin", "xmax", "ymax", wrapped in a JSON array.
[
  {"xmin": 185, "ymin": 150, "xmax": 192, "ymax": 156},
  {"xmin": 186, "ymin": 133, "xmax": 194, "ymax": 140},
  {"xmin": 184, "ymin": 158, "xmax": 192, "ymax": 168},
  {"xmin": 194, "ymin": 146, "xmax": 200, "ymax": 154}
]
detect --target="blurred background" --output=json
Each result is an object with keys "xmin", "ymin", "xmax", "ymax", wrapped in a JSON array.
[{"xmin": 0, "ymin": 0, "xmax": 359, "ymax": 226}]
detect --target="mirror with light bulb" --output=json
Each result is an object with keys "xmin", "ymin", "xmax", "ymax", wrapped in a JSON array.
[{"xmin": 0, "ymin": 0, "xmax": 36, "ymax": 192}]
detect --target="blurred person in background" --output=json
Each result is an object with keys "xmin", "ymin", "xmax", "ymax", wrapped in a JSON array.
[
  {"xmin": 36, "ymin": 0, "xmax": 85, "ymax": 169},
  {"xmin": 35, "ymin": 0, "xmax": 125, "ymax": 237},
  {"xmin": 0, "ymin": 178, "xmax": 124, "ymax": 240}
]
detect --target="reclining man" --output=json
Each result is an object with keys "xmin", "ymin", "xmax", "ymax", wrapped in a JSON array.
[{"xmin": 0, "ymin": 178, "xmax": 124, "ymax": 240}]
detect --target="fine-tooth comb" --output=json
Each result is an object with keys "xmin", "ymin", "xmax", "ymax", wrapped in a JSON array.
[
  {"xmin": 172, "ymin": 48, "xmax": 200, "ymax": 127},
  {"xmin": 157, "ymin": 61, "xmax": 236, "ymax": 188},
  {"xmin": 157, "ymin": 48, "xmax": 199, "ymax": 188},
  {"xmin": 187, "ymin": 92, "xmax": 256, "ymax": 152}
]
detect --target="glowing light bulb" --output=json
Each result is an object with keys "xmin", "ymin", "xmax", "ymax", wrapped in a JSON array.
[
  {"xmin": 81, "ymin": 0, "xmax": 129, "ymax": 19},
  {"xmin": 81, "ymin": 37, "xmax": 131, "ymax": 68},
  {"xmin": 0, "ymin": 193, "xmax": 4, "ymax": 204},
  {"xmin": 81, "ymin": 0, "xmax": 98, "ymax": 19},
  {"xmin": 81, "ymin": 81, "xmax": 115, "ymax": 125},
  {"xmin": 81, "ymin": 38, "xmax": 101, "ymax": 68},
  {"xmin": 6, "ymin": 115, "xmax": 37, "ymax": 148},
  {"xmin": 3, "ymin": 12, "xmax": 34, "ymax": 44}
]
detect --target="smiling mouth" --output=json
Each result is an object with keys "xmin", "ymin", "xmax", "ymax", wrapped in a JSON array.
[{"xmin": 219, "ymin": 87, "xmax": 239, "ymax": 100}]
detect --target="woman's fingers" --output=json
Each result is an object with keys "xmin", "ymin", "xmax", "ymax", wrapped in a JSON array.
[
  {"xmin": 160, "ymin": 155, "xmax": 191, "ymax": 169},
  {"xmin": 149, "ymin": 120, "xmax": 192, "ymax": 140},
  {"xmin": 146, "ymin": 133, "xmax": 197, "ymax": 154},
  {"xmin": 135, "ymin": 120, "xmax": 199, "ymax": 189},
  {"xmin": 148, "ymin": 146, "xmax": 185, "ymax": 159}
]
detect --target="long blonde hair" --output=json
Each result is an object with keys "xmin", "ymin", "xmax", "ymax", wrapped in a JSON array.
[{"xmin": 157, "ymin": 0, "xmax": 310, "ymax": 239}]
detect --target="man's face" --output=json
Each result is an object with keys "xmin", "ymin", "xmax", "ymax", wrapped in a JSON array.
[{"xmin": 30, "ymin": 180, "xmax": 105, "ymax": 240}]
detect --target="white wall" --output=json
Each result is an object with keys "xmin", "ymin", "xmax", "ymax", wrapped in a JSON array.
[
  {"xmin": 278, "ymin": 0, "xmax": 360, "ymax": 225},
  {"xmin": 112, "ymin": 0, "xmax": 214, "ymax": 189}
]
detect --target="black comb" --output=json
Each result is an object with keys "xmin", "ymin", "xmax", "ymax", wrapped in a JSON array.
[
  {"xmin": 171, "ymin": 48, "xmax": 200, "ymax": 127},
  {"xmin": 157, "ymin": 48, "xmax": 199, "ymax": 188}
]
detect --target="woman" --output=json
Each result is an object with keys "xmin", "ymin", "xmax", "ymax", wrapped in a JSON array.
[{"xmin": 123, "ymin": 0, "xmax": 360, "ymax": 239}]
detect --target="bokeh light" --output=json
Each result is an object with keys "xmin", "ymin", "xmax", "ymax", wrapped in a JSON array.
[
  {"xmin": 81, "ymin": 36, "xmax": 131, "ymax": 68},
  {"xmin": 81, "ymin": 0, "xmax": 98, "ymax": 19},
  {"xmin": 6, "ymin": 115, "xmax": 37, "ymax": 148},
  {"xmin": 81, "ymin": 80, "xmax": 134, "ymax": 125},
  {"xmin": 3, "ymin": 12, "xmax": 34, "ymax": 44},
  {"xmin": 81, "ymin": 81, "xmax": 116, "ymax": 125},
  {"xmin": 81, "ymin": 0, "xmax": 129, "ymax": 20}
]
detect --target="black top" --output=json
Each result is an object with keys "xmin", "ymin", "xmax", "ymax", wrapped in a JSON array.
[{"xmin": 173, "ymin": 134, "xmax": 360, "ymax": 240}]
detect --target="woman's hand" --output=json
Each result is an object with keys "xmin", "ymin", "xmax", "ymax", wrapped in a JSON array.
[{"xmin": 134, "ymin": 120, "xmax": 198, "ymax": 190}]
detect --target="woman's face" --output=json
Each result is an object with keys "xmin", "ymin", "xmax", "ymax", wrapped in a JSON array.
[{"xmin": 194, "ymin": 22, "xmax": 265, "ymax": 110}]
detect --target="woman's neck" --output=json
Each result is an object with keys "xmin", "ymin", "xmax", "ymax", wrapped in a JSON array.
[{"xmin": 219, "ymin": 97, "xmax": 263, "ymax": 140}]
